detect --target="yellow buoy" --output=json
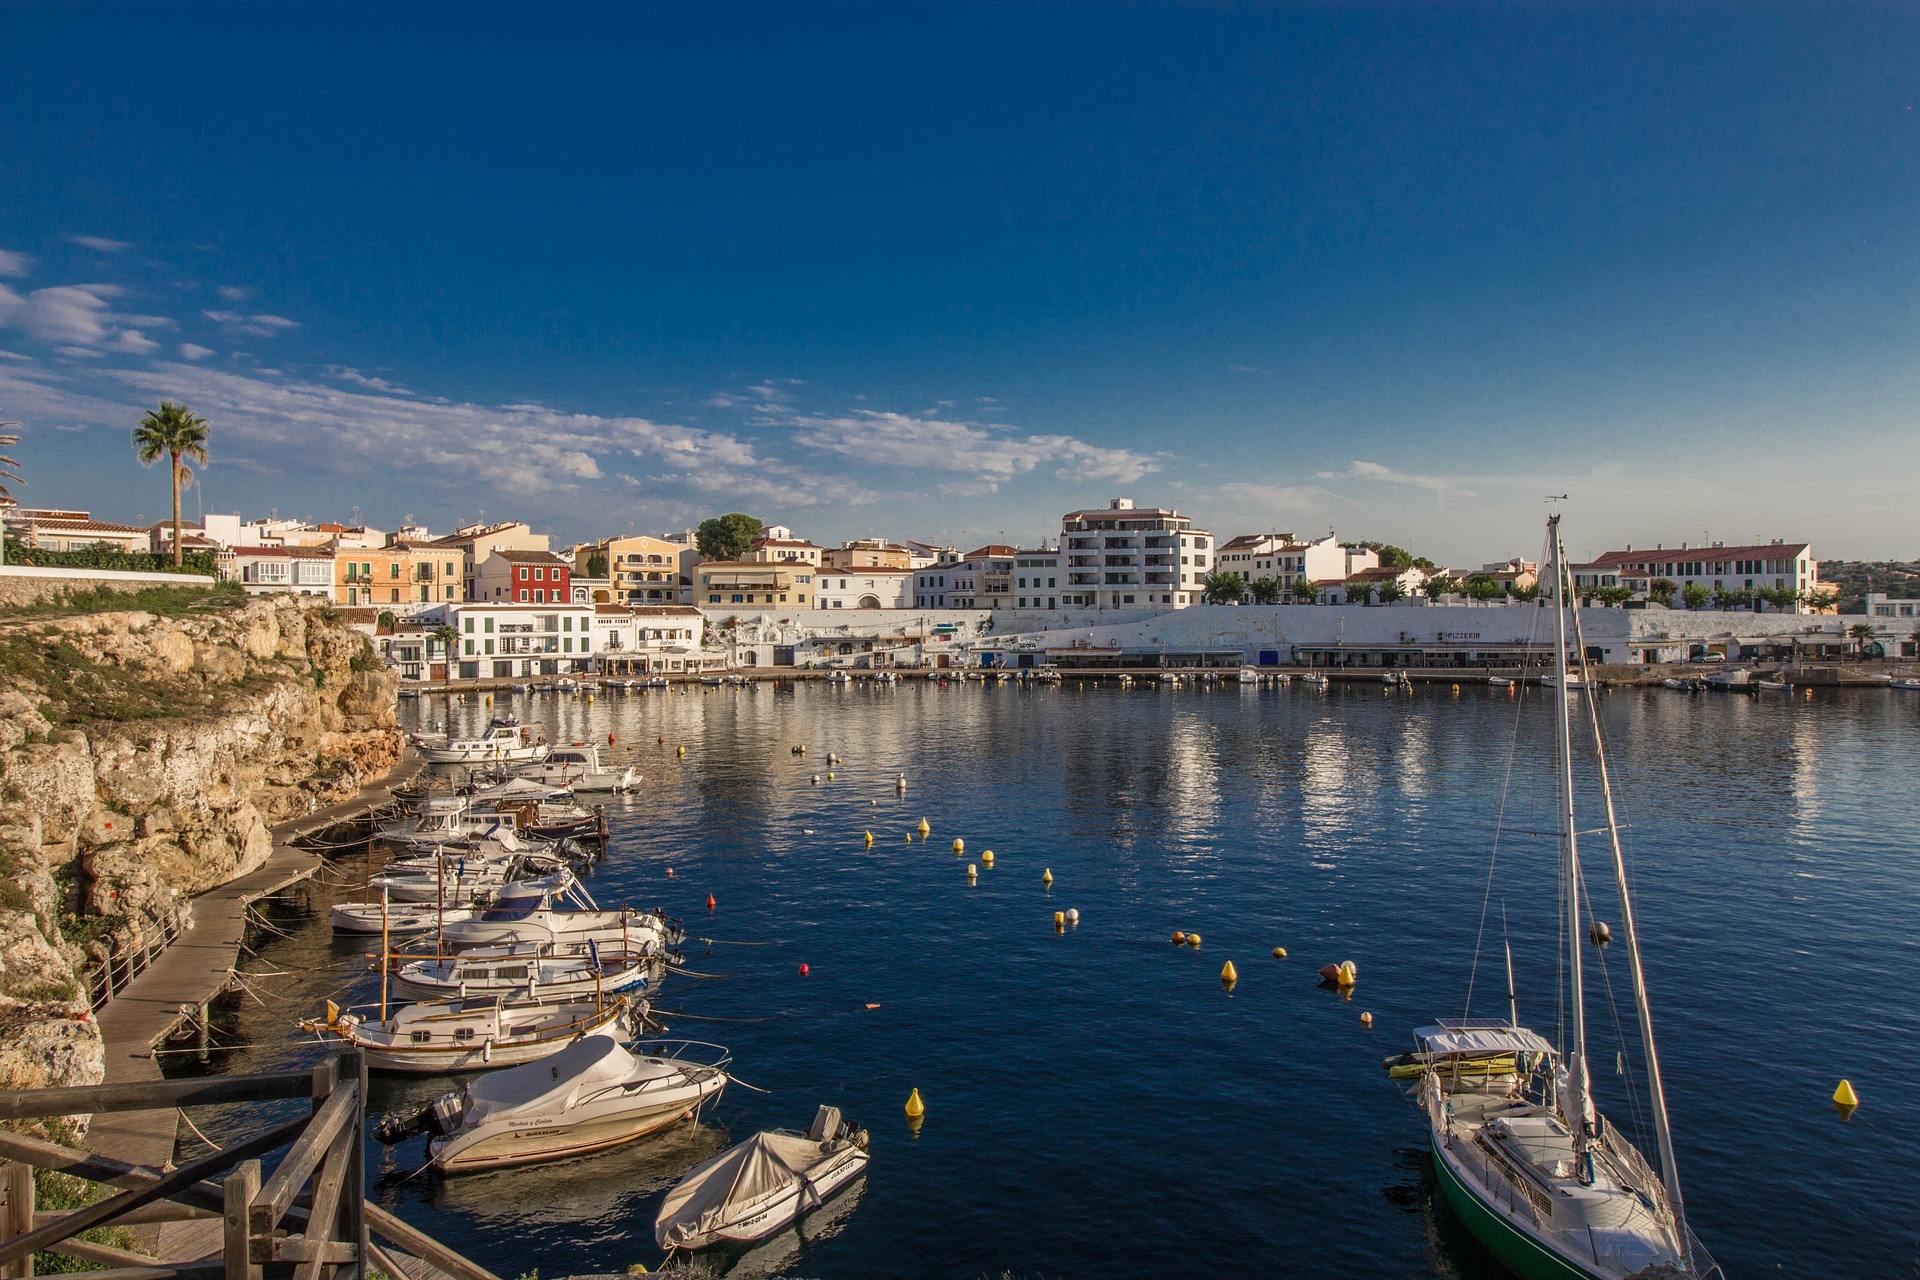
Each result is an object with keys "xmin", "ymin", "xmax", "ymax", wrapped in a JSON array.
[
  {"xmin": 967, "ymin": 864, "xmax": 977, "ymax": 880},
  {"xmin": 1042, "ymin": 868, "xmax": 1054, "ymax": 885},
  {"xmin": 484, "ymin": 695, "xmax": 492, "ymax": 706},
  {"xmin": 1054, "ymin": 911, "xmax": 1065, "ymax": 926},
  {"xmin": 1271, "ymin": 946, "xmax": 1287, "ymax": 959},
  {"xmin": 1338, "ymin": 960, "xmax": 1357, "ymax": 986},
  {"xmin": 953, "ymin": 838, "xmax": 964, "ymax": 854},
  {"xmin": 586, "ymin": 693, "xmax": 594, "ymax": 703},
  {"xmin": 827, "ymin": 771, "xmax": 835, "ymax": 781},
  {"xmin": 1834, "ymin": 1079, "xmax": 1859, "ymax": 1107},
  {"xmin": 676, "ymin": 745, "xmax": 686, "ymax": 758},
  {"xmin": 905, "ymin": 1088, "xmax": 925, "ymax": 1117},
  {"xmin": 1187, "ymin": 933, "xmax": 1202, "ymax": 948},
  {"xmin": 981, "ymin": 850, "xmax": 994, "ymax": 865},
  {"xmin": 864, "ymin": 831, "xmax": 874, "ymax": 847},
  {"xmin": 1220, "ymin": 960, "xmax": 1238, "ymax": 983},
  {"xmin": 905, "ymin": 833, "xmax": 912, "ymax": 843},
  {"xmin": 917, "ymin": 817, "xmax": 930, "ymax": 836}
]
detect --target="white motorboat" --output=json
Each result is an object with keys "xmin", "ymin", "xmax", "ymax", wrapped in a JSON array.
[
  {"xmin": 507, "ymin": 744, "xmax": 638, "ymax": 793},
  {"xmin": 655, "ymin": 1105, "xmax": 870, "ymax": 1250},
  {"xmin": 391, "ymin": 944, "xmax": 655, "ymax": 1003},
  {"xmin": 463, "ymin": 777, "xmax": 575, "ymax": 805},
  {"xmin": 1661, "ymin": 678, "xmax": 1699, "ymax": 692},
  {"xmin": 330, "ymin": 901, "xmax": 477, "ymax": 935},
  {"xmin": 1395, "ymin": 514, "xmax": 1717, "ymax": 1280},
  {"xmin": 435, "ymin": 878, "xmax": 681, "ymax": 954},
  {"xmin": 1236, "ymin": 668, "xmax": 1259, "ymax": 684},
  {"xmin": 1540, "ymin": 673, "xmax": 1591, "ymax": 690},
  {"xmin": 374, "ymin": 1035, "xmax": 729, "ymax": 1173},
  {"xmin": 645, "ymin": 676, "xmax": 670, "ymax": 689},
  {"xmin": 302, "ymin": 993, "xmax": 638, "ymax": 1073},
  {"xmin": 371, "ymin": 858, "xmax": 517, "ymax": 905},
  {"xmin": 1488, "ymin": 676, "xmax": 1516, "ymax": 688},
  {"xmin": 412, "ymin": 717, "xmax": 549, "ymax": 765},
  {"xmin": 1299, "ymin": 672, "xmax": 1328, "ymax": 686},
  {"xmin": 1892, "ymin": 678, "xmax": 1920, "ymax": 690}
]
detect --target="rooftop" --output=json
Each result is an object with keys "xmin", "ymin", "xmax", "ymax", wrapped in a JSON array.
[
  {"xmin": 490, "ymin": 549, "xmax": 571, "ymax": 566},
  {"xmin": 1591, "ymin": 542, "xmax": 1810, "ymax": 566}
]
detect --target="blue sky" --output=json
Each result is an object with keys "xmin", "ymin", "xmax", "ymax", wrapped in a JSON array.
[{"xmin": 2, "ymin": 3, "xmax": 1915, "ymax": 561}]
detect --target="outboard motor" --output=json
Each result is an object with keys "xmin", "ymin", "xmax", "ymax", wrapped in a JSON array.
[{"xmin": 372, "ymin": 1090, "xmax": 467, "ymax": 1145}]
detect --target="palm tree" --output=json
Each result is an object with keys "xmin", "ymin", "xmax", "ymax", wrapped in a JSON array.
[
  {"xmin": 131, "ymin": 402, "xmax": 210, "ymax": 567},
  {"xmin": 1201, "ymin": 571, "xmax": 1245, "ymax": 605},
  {"xmin": 0, "ymin": 425, "xmax": 22, "ymax": 567},
  {"xmin": 433, "ymin": 624, "xmax": 462, "ymax": 689},
  {"xmin": 1847, "ymin": 622, "xmax": 1877, "ymax": 659}
]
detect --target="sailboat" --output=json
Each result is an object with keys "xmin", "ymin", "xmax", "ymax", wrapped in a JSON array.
[{"xmin": 1396, "ymin": 514, "xmax": 1719, "ymax": 1280}]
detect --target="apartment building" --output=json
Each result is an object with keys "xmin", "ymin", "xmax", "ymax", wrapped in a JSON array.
[
  {"xmin": 231, "ymin": 546, "xmax": 336, "ymax": 598},
  {"xmin": 576, "ymin": 534, "xmax": 685, "ymax": 606},
  {"xmin": 448, "ymin": 601, "xmax": 597, "ymax": 679},
  {"xmin": 697, "ymin": 560, "xmax": 814, "ymax": 607},
  {"xmin": 1216, "ymin": 532, "xmax": 1378, "ymax": 601},
  {"xmin": 1059, "ymin": 499, "xmax": 1212, "ymax": 609},
  {"xmin": 823, "ymin": 539, "xmax": 913, "ymax": 571},
  {"xmin": 814, "ymin": 567, "xmax": 914, "ymax": 608},
  {"xmin": 473, "ymin": 549, "xmax": 573, "ymax": 603},
  {"xmin": 4, "ymin": 509, "xmax": 151, "ymax": 553},
  {"xmin": 745, "ymin": 538, "xmax": 825, "ymax": 567},
  {"xmin": 426, "ymin": 520, "xmax": 551, "ymax": 600},
  {"xmin": 1582, "ymin": 540, "xmax": 1819, "ymax": 610},
  {"xmin": 1012, "ymin": 549, "xmax": 1062, "ymax": 610},
  {"xmin": 333, "ymin": 541, "xmax": 464, "ymax": 610}
]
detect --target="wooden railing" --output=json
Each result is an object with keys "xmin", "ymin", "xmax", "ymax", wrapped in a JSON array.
[
  {"xmin": 84, "ymin": 904, "xmax": 193, "ymax": 1012},
  {"xmin": 0, "ymin": 1051, "xmax": 500, "ymax": 1280}
]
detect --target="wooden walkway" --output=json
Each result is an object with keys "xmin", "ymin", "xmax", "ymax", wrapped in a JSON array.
[{"xmin": 89, "ymin": 752, "xmax": 423, "ymax": 1180}]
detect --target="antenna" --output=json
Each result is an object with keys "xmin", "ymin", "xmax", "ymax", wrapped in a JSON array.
[{"xmin": 1545, "ymin": 494, "xmax": 1568, "ymax": 504}]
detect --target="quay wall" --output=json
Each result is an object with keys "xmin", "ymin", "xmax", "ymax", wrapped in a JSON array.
[{"xmin": 0, "ymin": 595, "xmax": 401, "ymax": 1099}]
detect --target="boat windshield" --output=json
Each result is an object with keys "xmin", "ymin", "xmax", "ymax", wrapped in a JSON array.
[
  {"xmin": 558, "ymin": 888, "xmax": 595, "ymax": 911},
  {"xmin": 482, "ymin": 893, "xmax": 548, "ymax": 921}
]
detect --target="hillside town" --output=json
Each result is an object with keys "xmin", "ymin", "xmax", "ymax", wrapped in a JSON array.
[{"xmin": 7, "ymin": 497, "xmax": 1915, "ymax": 681}]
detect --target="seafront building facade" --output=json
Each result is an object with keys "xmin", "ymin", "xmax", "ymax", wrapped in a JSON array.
[{"xmin": 1060, "ymin": 499, "xmax": 1213, "ymax": 609}]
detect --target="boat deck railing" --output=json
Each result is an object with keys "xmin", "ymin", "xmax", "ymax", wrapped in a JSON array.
[{"xmin": 630, "ymin": 1038, "xmax": 732, "ymax": 1070}]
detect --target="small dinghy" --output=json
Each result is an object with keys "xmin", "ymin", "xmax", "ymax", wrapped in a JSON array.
[
  {"xmin": 1486, "ymin": 676, "xmax": 1515, "ymax": 687},
  {"xmin": 375, "ymin": 1035, "xmax": 730, "ymax": 1172},
  {"xmin": 330, "ymin": 901, "xmax": 477, "ymax": 935},
  {"xmin": 392, "ymin": 943, "xmax": 655, "ymax": 1003},
  {"xmin": 655, "ymin": 1106, "xmax": 870, "ymax": 1250}
]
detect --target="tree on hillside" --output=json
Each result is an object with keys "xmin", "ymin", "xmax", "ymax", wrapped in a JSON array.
[
  {"xmin": 1801, "ymin": 588, "xmax": 1839, "ymax": 614},
  {"xmin": 1201, "ymin": 571, "xmax": 1245, "ymax": 605},
  {"xmin": 132, "ymin": 401, "xmax": 210, "ymax": 568},
  {"xmin": 1648, "ymin": 578, "xmax": 1678, "ymax": 606},
  {"xmin": 585, "ymin": 550, "xmax": 609, "ymax": 579},
  {"xmin": 1595, "ymin": 585, "xmax": 1637, "ymax": 608},
  {"xmin": 433, "ymin": 624, "xmax": 461, "ymax": 689},
  {"xmin": 1681, "ymin": 583, "xmax": 1712, "ymax": 610},
  {"xmin": 697, "ymin": 513, "xmax": 763, "ymax": 561},
  {"xmin": 1367, "ymin": 542, "xmax": 1413, "ymax": 570},
  {"xmin": 1463, "ymin": 574, "xmax": 1505, "ymax": 602},
  {"xmin": 1348, "ymin": 581, "xmax": 1376, "ymax": 605},
  {"xmin": 1249, "ymin": 576, "xmax": 1283, "ymax": 605},
  {"xmin": 1377, "ymin": 578, "xmax": 1406, "ymax": 604},
  {"xmin": 1422, "ymin": 573, "xmax": 1456, "ymax": 601},
  {"xmin": 1291, "ymin": 575, "xmax": 1317, "ymax": 603},
  {"xmin": 1508, "ymin": 581, "xmax": 1540, "ymax": 603}
]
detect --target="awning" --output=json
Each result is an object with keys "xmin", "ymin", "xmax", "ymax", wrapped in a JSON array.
[{"xmin": 1413, "ymin": 1024, "xmax": 1556, "ymax": 1057}]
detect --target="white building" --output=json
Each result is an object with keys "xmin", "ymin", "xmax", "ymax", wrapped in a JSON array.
[
  {"xmin": 231, "ymin": 546, "xmax": 336, "ymax": 599},
  {"xmin": 913, "ymin": 562, "xmax": 965, "ymax": 608},
  {"xmin": 1582, "ymin": 540, "xmax": 1820, "ymax": 610},
  {"xmin": 594, "ymin": 605, "xmax": 712, "ymax": 673},
  {"xmin": 1012, "ymin": 549, "xmax": 1062, "ymax": 610},
  {"xmin": 814, "ymin": 567, "xmax": 914, "ymax": 609},
  {"xmin": 746, "ymin": 537, "xmax": 824, "ymax": 566},
  {"xmin": 447, "ymin": 601, "xmax": 597, "ymax": 679},
  {"xmin": 1215, "ymin": 532, "xmax": 1378, "ymax": 601},
  {"xmin": 1059, "ymin": 498, "xmax": 1212, "ymax": 609}
]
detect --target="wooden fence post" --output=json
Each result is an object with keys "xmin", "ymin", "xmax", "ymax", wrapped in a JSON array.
[
  {"xmin": 223, "ymin": 1159, "xmax": 260, "ymax": 1280},
  {"xmin": 3, "ymin": 1161, "xmax": 36, "ymax": 1280}
]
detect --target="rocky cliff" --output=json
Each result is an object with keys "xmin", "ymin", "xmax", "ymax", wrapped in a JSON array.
[{"xmin": 0, "ymin": 594, "xmax": 400, "ymax": 1094}]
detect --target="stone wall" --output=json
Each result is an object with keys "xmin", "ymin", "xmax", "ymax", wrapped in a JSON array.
[
  {"xmin": 0, "ymin": 565, "xmax": 217, "ymax": 609},
  {"xmin": 0, "ymin": 595, "xmax": 400, "ymax": 1093}
]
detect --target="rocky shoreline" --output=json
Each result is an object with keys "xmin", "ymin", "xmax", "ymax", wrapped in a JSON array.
[{"xmin": 0, "ymin": 594, "xmax": 400, "ymax": 1102}]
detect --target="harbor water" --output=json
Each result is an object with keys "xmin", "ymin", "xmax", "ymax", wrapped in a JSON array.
[{"xmin": 176, "ymin": 679, "xmax": 1920, "ymax": 1277}]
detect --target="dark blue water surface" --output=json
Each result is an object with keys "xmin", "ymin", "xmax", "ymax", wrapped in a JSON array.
[{"xmin": 182, "ymin": 681, "xmax": 1920, "ymax": 1278}]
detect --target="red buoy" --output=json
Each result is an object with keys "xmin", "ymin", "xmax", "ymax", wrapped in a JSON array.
[
  {"xmin": 800, "ymin": 963, "xmax": 810, "ymax": 977},
  {"xmin": 609, "ymin": 732, "xmax": 616, "ymax": 744},
  {"xmin": 658, "ymin": 734, "xmax": 666, "ymax": 744},
  {"xmin": 706, "ymin": 894, "xmax": 716, "ymax": 911}
]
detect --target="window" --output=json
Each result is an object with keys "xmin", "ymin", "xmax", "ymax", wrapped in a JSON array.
[
  {"xmin": 484, "ymin": 617, "xmax": 494, "ymax": 633},
  {"xmin": 519, "ymin": 589, "xmax": 529, "ymax": 602},
  {"xmin": 484, "ymin": 639, "xmax": 494, "ymax": 655},
  {"xmin": 534, "ymin": 567, "xmax": 545, "ymax": 580},
  {"xmin": 464, "ymin": 639, "xmax": 475, "ymax": 656},
  {"xmin": 391, "ymin": 562, "xmax": 401, "ymax": 579},
  {"xmin": 710, "ymin": 594, "xmax": 721, "ymax": 603},
  {"xmin": 563, "ymin": 637, "xmax": 573, "ymax": 653},
  {"xmin": 562, "ymin": 616, "xmax": 571, "ymax": 631},
  {"xmin": 391, "ymin": 588, "xmax": 400, "ymax": 603}
]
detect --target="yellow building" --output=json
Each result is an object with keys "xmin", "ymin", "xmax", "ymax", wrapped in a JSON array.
[
  {"xmin": 697, "ymin": 560, "xmax": 813, "ymax": 607},
  {"xmin": 578, "ymin": 534, "xmax": 685, "ymax": 605},
  {"xmin": 335, "ymin": 540, "xmax": 464, "ymax": 609},
  {"xmin": 822, "ymin": 538, "xmax": 912, "ymax": 570}
]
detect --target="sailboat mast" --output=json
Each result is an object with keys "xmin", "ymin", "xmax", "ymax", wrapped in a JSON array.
[
  {"xmin": 1564, "ymin": 580, "xmax": 1692, "ymax": 1251},
  {"xmin": 1547, "ymin": 516, "xmax": 1593, "ymax": 1169},
  {"xmin": 1504, "ymin": 937, "xmax": 1519, "ymax": 1031}
]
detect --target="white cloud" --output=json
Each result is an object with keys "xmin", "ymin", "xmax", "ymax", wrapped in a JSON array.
[
  {"xmin": 0, "ymin": 283, "xmax": 176, "ymax": 355},
  {"xmin": 203, "ymin": 310, "xmax": 301, "ymax": 337},
  {"xmin": 787, "ymin": 409, "xmax": 1159, "ymax": 489},
  {"xmin": 69, "ymin": 235, "xmax": 130, "ymax": 253},
  {"xmin": 108, "ymin": 329, "xmax": 159, "ymax": 355},
  {"xmin": 1316, "ymin": 459, "xmax": 1476, "ymax": 501},
  {"xmin": 325, "ymin": 365, "xmax": 414, "ymax": 395},
  {"xmin": 0, "ymin": 250, "xmax": 33, "ymax": 278},
  {"xmin": 179, "ymin": 343, "xmax": 215, "ymax": 360},
  {"xmin": 216, "ymin": 285, "xmax": 252, "ymax": 302}
]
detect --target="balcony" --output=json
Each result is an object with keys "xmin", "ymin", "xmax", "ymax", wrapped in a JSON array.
[
  {"xmin": 1068, "ymin": 556, "xmax": 1100, "ymax": 568},
  {"xmin": 1145, "ymin": 555, "xmax": 1173, "ymax": 566},
  {"xmin": 1103, "ymin": 573, "xmax": 1137, "ymax": 585},
  {"xmin": 1103, "ymin": 538, "xmax": 1136, "ymax": 549},
  {"xmin": 1069, "ymin": 573, "xmax": 1101, "ymax": 586},
  {"xmin": 1104, "ymin": 556, "xmax": 1135, "ymax": 567},
  {"xmin": 1145, "ymin": 537, "xmax": 1175, "ymax": 549},
  {"xmin": 1145, "ymin": 573, "xmax": 1173, "ymax": 585},
  {"xmin": 1067, "ymin": 538, "xmax": 1098, "ymax": 550}
]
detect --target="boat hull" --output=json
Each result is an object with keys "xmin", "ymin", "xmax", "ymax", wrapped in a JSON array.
[
  {"xmin": 704, "ymin": 1147, "xmax": 869, "ymax": 1244},
  {"xmin": 431, "ymin": 1089, "xmax": 712, "ymax": 1173},
  {"xmin": 1431, "ymin": 1134, "xmax": 1604, "ymax": 1280}
]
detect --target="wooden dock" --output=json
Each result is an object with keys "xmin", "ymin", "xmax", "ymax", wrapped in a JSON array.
[{"xmin": 88, "ymin": 753, "xmax": 424, "ymax": 1180}]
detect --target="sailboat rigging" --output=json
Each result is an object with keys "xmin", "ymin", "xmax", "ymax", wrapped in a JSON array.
[{"xmin": 1389, "ymin": 514, "xmax": 1719, "ymax": 1280}]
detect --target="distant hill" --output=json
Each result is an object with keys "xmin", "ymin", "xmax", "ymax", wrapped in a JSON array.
[{"xmin": 1821, "ymin": 559, "xmax": 1920, "ymax": 613}]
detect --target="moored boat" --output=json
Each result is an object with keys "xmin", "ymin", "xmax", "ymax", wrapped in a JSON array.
[
  {"xmin": 412, "ymin": 717, "xmax": 549, "ymax": 764},
  {"xmin": 391, "ymin": 944, "xmax": 654, "ymax": 1003},
  {"xmin": 301, "ymin": 993, "xmax": 637, "ymax": 1073},
  {"xmin": 655, "ymin": 1105, "xmax": 870, "ymax": 1250},
  {"xmin": 507, "ymin": 743, "xmax": 638, "ymax": 793},
  {"xmin": 373, "ymin": 1035, "xmax": 730, "ymax": 1172}
]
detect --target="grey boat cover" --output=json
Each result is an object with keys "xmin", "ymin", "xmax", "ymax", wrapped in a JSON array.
[
  {"xmin": 655, "ymin": 1130, "xmax": 823, "ymax": 1246},
  {"xmin": 461, "ymin": 1034, "xmax": 639, "ymax": 1127}
]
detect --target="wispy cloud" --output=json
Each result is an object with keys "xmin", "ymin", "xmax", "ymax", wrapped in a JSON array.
[
  {"xmin": 69, "ymin": 235, "xmax": 131, "ymax": 253},
  {"xmin": 325, "ymin": 365, "xmax": 416, "ymax": 395},
  {"xmin": 203, "ymin": 310, "xmax": 300, "ymax": 337},
  {"xmin": 0, "ymin": 283, "xmax": 172, "ymax": 354},
  {"xmin": 179, "ymin": 343, "xmax": 215, "ymax": 360},
  {"xmin": 786, "ymin": 409, "xmax": 1159, "ymax": 490},
  {"xmin": 1317, "ymin": 459, "xmax": 1476, "ymax": 501},
  {"xmin": 0, "ymin": 250, "xmax": 33, "ymax": 278},
  {"xmin": 216, "ymin": 285, "xmax": 252, "ymax": 302}
]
